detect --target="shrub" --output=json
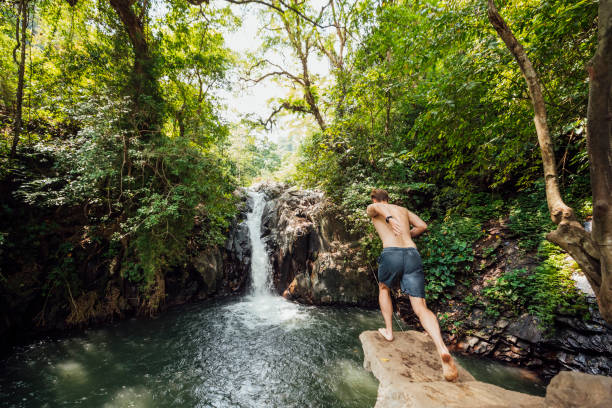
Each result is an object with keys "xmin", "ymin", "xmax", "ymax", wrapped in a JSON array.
[
  {"xmin": 506, "ymin": 182, "xmax": 555, "ymax": 251},
  {"xmin": 420, "ymin": 216, "xmax": 483, "ymax": 302},
  {"xmin": 482, "ymin": 241, "xmax": 589, "ymax": 332}
]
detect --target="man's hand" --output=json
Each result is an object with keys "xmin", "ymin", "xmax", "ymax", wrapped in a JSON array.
[
  {"xmin": 388, "ymin": 217, "xmax": 402, "ymax": 236},
  {"xmin": 407, "ymin": 210, "xmax": 427, "ymax": 238}
]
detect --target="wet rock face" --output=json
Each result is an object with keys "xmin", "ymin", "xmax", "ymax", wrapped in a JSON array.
[
  {"xmin": 255, "ymin": 182, "xmax": 377, "ymax": 306},
  {"xmin": 453, "ymin": 301, "xmax": 612, "ymax": 379}
]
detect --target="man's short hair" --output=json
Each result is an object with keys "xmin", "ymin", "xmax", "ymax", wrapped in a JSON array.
[{"xmin": 370, "ymin": 188, "xmax": 389, "ymax": 202}]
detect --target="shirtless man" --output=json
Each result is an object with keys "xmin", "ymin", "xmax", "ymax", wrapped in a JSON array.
[{"xmin": 366, "ymin": 188, "xmax": 458, "ymax": 382}]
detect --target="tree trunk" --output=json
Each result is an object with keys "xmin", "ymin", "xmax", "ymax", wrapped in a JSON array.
[
  {"xmin": 302, "ymin": 74, "xmax": 326, "ymax": 130},
  {"xmin": 10, "ymin": 0, "xmax": 28, "ymax": 160},
  {"xmin": 299, "ymin": 45, "xmax": 325, "ymax": 130},
  {"xmin": 108, "ymin": 0, "xmax": 162, "ymax": 137},
  {"xmin": 586, "ymin": 0, "xmax": 612, "ymax": 322},
  {"xmin": 487, "ymin": 0, "xmax": 610, "ymax": 322}
]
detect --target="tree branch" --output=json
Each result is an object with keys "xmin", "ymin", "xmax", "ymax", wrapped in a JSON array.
[
  {"xmin": 222, "ymin": 0, "xmax": 327, "ymax": 29},
  {"xmin": 242, "ymin": 59, "xmax": 304, "ymax": 85},
  {"xmin": 257, "ymin": 100, "xmax": 310, "ymax": 129}
]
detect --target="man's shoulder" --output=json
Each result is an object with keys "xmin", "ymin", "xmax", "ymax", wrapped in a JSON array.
[{"xmin": 391, "ymin": 203, "xmax": 411, "ymax": 212}]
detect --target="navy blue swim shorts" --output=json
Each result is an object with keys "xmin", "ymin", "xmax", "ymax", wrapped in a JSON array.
[{"xmin": 377, "ymin": 247, "xmax": 425, "ymax": 298}]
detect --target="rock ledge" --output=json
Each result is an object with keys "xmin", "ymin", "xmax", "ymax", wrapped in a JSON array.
[
  {"xmin": 360, "ymin": 330, "xmax": 546, "ymax": 408},
  {"xmin": 361, "ymin": 330, "xmax": 612, "ymax": 407}
]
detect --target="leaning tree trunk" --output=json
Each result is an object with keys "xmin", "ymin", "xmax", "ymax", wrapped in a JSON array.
[
  {"xmin": 486, "ymin": 0, "xmax": 610, "ymax": 322},
  {"xmin": 585, "ymin": 0, "xmax": 612, "ymax": 323},
  {"xmin": 10, "ymin": 0, "xmax": 29, "ymax": 160}
]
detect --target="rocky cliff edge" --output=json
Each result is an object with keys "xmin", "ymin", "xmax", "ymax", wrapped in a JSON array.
[{"xmin": 360, "ymin": 330, "xmax": 612, "ymax": 408}]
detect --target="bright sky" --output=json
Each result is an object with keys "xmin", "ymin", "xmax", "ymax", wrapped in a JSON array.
[{"xmin": 218, "ymin": 2, "xmax": 330, "ymax": 144}]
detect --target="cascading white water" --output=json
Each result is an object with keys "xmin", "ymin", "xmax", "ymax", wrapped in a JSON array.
[
  {"xmin": 245, "ymin": 191, "xmax": 273, "ymax": 297},
  {"xmin": 229, "ymin": 189, "xmax": 306, "ymax": 328}
]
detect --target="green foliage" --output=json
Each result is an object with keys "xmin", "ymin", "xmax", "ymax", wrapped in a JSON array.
[
  {"xmin": 0, "ymin": 0, "xmax": 240, "ymax": 300},
  {"xmin": 482, "ymin": 241, "xmax": 589, "ymax": 332},
  {"xmin": 42, "ymin": 242, "xmax": 81, "ymax": 297},
  {"xmin": 457, "ymin": 192, "xmax": 506, "ymax": 221},
  {"xmin": 420, "ymin": 217, "xmax": 483, "ymax": 302},
  {"xmin": 506, "ymin": 182, "xmax": 555, "ymax": 251},
  {"xmin": 228, "ymin": 129, "xmax": 283, "ymax": 184},
  {"xmin": 293, "ymin": 0, "xmax": 593, "ymax": 219},
  {"xmin": 122, "ymin": 261, "xmax": 144, "ymax": 284},
  {"xmin": 46, "ymin": 96, "xmax": 237, "ymax": 285}
]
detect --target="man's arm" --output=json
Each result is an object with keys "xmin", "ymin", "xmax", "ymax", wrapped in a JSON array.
[
  {"xmin": 366, "ymin": 203, "xmax": 380, "ymax": 218},
  {"xmin": 407, "ymin": 210, "xmax": 427, "ymax": 238}
]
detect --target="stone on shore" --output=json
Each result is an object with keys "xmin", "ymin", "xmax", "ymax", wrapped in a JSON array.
[
  {"xmin": 545, "ymin": 370, "xmax": 612, "ymax": 408},
  {"xmin": 360, "ymin": 330, "xmax": 547, "ymax": 408}
]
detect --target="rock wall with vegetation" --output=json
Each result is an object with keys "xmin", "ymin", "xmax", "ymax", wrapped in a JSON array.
[
  {"xmin": 0, "ymin": 179, "xmax": 252, "ymax": 352},
  {"xmin": 392, "ymin": 210, "xmax": 611, "ymax": 379},
  {"xmin": 419, "ymin": 217, "xmax": 612, "ymax": 378}
]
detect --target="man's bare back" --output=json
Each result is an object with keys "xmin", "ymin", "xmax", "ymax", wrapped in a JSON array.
[{"xmin": 366, "ymin": 202, "xmax": 428, "ymax": 248}]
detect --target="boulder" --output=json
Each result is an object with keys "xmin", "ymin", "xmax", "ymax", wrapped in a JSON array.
[
  {"xmin": 257, "ymin": 182, "xmax": 377, "ymax": 305},
  {"xmin": 192, "ymin": 246, "xmax": 223, "ymax": 295},
  {"xmin": 360, "ymin": 330, "xmax": 475, "ymax": 384},
  {"xmin": 506, "ymin": 314, "xmax": 544, "ymax": 343},
  {"xmin": 545, "ymin": 371, "xmax": 612, "ymax": 408}
]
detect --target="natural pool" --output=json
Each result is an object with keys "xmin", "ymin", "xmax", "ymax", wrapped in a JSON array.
[
  {"xmin": 0, "ymin": 191, "xmax": 545, "ymax": 407},
  {"xmin": 0, "ymin": 294, "xmax": 545, "ymax": 408}
]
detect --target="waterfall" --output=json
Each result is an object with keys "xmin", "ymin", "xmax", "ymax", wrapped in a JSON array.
[
  {"xmin": 232, "ymin": 189, "xmax": 305, "ymax": 328},
  {"xmin": 245, "ymin": 191, "xmax": 273, "ymax": 297}
]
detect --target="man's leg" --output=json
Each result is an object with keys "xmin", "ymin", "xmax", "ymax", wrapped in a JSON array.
[
  {"xmin": 378, "ymin": 283, "xmax": 394, "ymax": 341},
  {"xmin": 409, "ymin": 296, "xmax": 458, "ymax": 381}
]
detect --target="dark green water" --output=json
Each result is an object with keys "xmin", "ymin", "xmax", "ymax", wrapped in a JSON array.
[
  {"xmin": 454, "ymin": 354, "xmax": 544, "ymax": 396},
  {"xmin": 0, "ymin": 295, "xmax": 544, "ymax": 408}
]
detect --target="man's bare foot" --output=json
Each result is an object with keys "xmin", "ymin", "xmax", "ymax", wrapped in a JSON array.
[
  {"xmin": 377, "ymin": 327, "xmax": 394, "ymax": 341},
  {"xmin": 441, "ymin": 353, "xmax": 458, "ymax": 382}
]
